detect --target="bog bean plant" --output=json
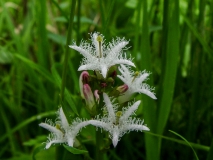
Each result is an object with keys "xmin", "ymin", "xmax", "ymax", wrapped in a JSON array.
[
  {"xmin": 0, "ymin": 0, "xmax": 213, "ymax": 160},
  {"xmin": 39, "ymin": 32, "xmax": 156, "ymax": 157}
]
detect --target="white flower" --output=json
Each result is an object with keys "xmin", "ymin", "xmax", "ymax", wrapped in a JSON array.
[
  {"xmin": 39, "ymin": 107, "xmax": 70, "ymax": 149},
  {"xmin": 40, "ymin": 108, "xmax": 92, "ymax": 148},
  {"xmin": 117, "ymin": 64, "xmax": 157, "ymax": 103},
  {"xmin": 69, "ymin": 33, "xmax": 135, "ymax": 78},
  {"xmin": 89, "ymin": 93, "xmax": 150, "ymax": 147}
]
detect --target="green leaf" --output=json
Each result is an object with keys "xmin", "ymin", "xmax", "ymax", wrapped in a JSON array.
[
  {"xmin": 207, "ymin": 139, "xmax": 213, "ymax": 160},
  {"xmin": 32, "ymin": 144, "xmax": 46, "ymax": 160},
  {"xmin": 23, "ymin": 135, "xmax": 46, "ymax": 146},
  {"xmin": 0, "ymin": 47, "xmax": 13, "ymax": 64},
  {"xmin": 145, "ymin": 131, "xmax": 209, "ymax": 151},
  {"xmin": 157, "ymin": 0, "xmax": 179, "ymax": 135},
  {"xmin": 48, "ymin": 32, "xmax": 66, "ymax": 45},
  {"xmin": 63, "ymin": 144, "xmax": 88, "ymax": 154},
  {"xmin": 14, "ymin": 54, "xmax": 54, "ymax": 84}
]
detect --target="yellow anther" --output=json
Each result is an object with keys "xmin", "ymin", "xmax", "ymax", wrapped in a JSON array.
[
  {"xmin": 116, "ymin": 111, "xmax": 122, "ymax": 118},
  {"xmin": 55, "ymin": 124, "xmax": 61, "ymax": 130},
  {"xmin": 96, "ymin": 35, "xmax": 103, "ymax": 42},
  {"xmin": 132, "ymin": 71, "xmax": 140, "ymax": 82}
]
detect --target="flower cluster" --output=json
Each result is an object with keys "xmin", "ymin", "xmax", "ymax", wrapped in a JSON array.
[{"xmin": 39, "ymin": 33, "xmax": 156, "ymax": 149}]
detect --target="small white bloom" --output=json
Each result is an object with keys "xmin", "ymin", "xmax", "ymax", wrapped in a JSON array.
[
  {"xmin": 39, "ymin": 107, "xmax": 69, "ymax": 149},
  {"xmin": 89, "ymin": 93, "xmax": 150, "ymax": 147},
  {"xmin": 69, "ymin": 33, "xmax": 135, "ymax": 78},
  {"xmin": 117, "ymin": 64, "xmax": 157, "ymax": 103}
]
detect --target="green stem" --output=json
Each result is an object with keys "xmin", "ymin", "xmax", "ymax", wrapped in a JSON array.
[
  {"xmin": 61, "ymin": 0, "xmax": 77, "ymax": 102},
  {"xmin": 95, "ymin": 94, "xmax": 104, "ymax": 160}
]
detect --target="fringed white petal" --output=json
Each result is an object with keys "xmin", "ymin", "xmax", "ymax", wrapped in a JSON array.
[
  {"xmin": 109, "ymin": 41, "xmax": 129, "ymax": 56},
  {"xmin": 119, "ymin": 100, "xmax": 141, "ymax": 122},
  {"xmin": 113, "ymin": 59, "xmax": 135, "ymax": 68},
  {"xmin": 117, "ymin": 75, "xmax": 127, "ymax": 84},
  {"xmin": 103, "ymin": 93, "xmax": 116, "ymax": 121},
  {"xmin": 78, "ymin": 63, "xmax": 95, "ymax": 71},
  {"xmin": 89, "ymin": 120, "xmax": 111, "ymax": 131},
  {"xmin": 45, "ymin": 139, "xmax": 66, "ymax": 149},
  {"xmin": 69, "ymin": 45, "xmax": 92, "ymax": 59},
  {"xmin": 39, "ymin": 123, "xmax": 63, "ymax": 136},
  {"xmin": 59, "ymin": 108, "xmax": 69, "ymax": 129},
  {"xmin": 138, "ymin": 88, "xmax": 157, "ymax": 99},
  {"xmin": 123, "ymin": 124, "xmax": 150, "ymax": 132},
  {"xmin": 135, "ymin": 72, "xmax": 149, "ymax": 84},
  {"xmin": 67, "ymin": 137, "xmax": 74, "ymax": 147},
  {"xmin": 112, "ymin": 127, "xmax": 120, "ymax": 147},
  {"xmin": 101, "ymin": 65, "xmax": 108, "ymax": 78}
]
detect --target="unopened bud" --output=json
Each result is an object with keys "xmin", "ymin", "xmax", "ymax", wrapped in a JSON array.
[
  {"xmin": 111, "ymin": 70, "xmax": 117, "ymax": 78},
  {"xmin": 83, "ymin": 84, "xmax": 95, "ymax": 110},
  {"xmin": 109, "ymin": 84, "xmax": 128, "ymax": 97},
  {"xmin": 79, "ymin": 71, "xmax": 89, "ymax": 99},
  {"xmin": 116, "ymin": 84, "xmax": 128, "ymax": 94},
  {"xmin": 108, "ymin": 65, "xmax": 117, "ymax": 78},
  {"xmin": 107, "ymin": 77, "xmax": 114, "ymax": 83},
  {"xmin": 101, "ymin": 83, "xmax": 107, "ymax": 88},
  {"xmin": 94, "ymin": 90, "xmax": 100, "ymax": 103}
]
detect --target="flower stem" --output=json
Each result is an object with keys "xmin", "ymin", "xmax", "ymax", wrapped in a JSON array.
[
  {"xmin": 61, "ymin": 0, "xmax": 77, "ymax": 102},
  {"xmin": 95, "ymin": 94, "xmax": 104, "ymax": 160}
]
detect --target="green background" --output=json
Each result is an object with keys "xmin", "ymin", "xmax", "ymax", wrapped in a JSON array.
[{"xmin": 0, "ymin": 0, "xmax": 213, "ymax": 159}]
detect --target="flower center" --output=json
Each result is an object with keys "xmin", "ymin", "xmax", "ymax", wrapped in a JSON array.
[{"xmin": 115, "ymin": 111, "xmax": 122, "ymax": 125}]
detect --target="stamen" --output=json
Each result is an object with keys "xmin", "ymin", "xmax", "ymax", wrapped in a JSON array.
[
  {"xmin": 55, "ymin": 124, "xmax": 64, "ymax": 133},
  {"xmin": 115, "ymin": 111, "xmax": 122, "ymax": 125},
  {"xmin": 132, "ymin": 71, "xmax": 139, "ymax": 82},
  {"xmin": 96, "ymin": 35, "xmax": 103, "ymax": 58}
]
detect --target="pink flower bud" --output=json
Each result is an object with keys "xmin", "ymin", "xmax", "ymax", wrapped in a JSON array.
[
  {"xmin": 94, "ymin": 90, "xmax": 100, "ymax": 103},
  {"xmin": 111, "ymin": 70, "xmax": 117, "ymax": 78},
  {"xmin": 101, "ymin": 83, "xmax": 107, "ymax": 88},
  {"xmin": 116, "ymin": 84, "xmax": 128, "ymax": 94},
  {"xmin": 79, "ymin": 71, "xmax": 89, "ymax": 99},
  {"xmin": 83, "ymin": 84, "xmax": 95, "ymax": 110}
]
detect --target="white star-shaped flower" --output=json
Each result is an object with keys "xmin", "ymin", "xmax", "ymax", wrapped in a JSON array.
[
  {"xmin": 117, "ymin": 64, "xmax": 157, "ymax": 103},
  {"xmin": 89, "ymin": 93, "xmax": 150, "ymax": 147},
  {"xmin": 69, "ymin": 33, "xmax": 135, "ymax": 78},
  {"xmin": 39, "ymin": 107, "xmax": 71, "ymax": 149}
]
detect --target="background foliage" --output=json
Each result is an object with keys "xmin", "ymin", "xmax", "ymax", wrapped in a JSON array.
[{"xmin": 0, "ymin": 0, "xmax": 213, "ymax": 159}]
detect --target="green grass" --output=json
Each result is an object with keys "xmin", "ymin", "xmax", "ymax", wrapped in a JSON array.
[{"xmin": 0, "ymin": 0, "xmax": 213, "ymax": 159}]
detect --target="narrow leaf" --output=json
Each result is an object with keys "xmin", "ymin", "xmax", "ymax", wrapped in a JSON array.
[
  {"xmin": 169, "ymin": 130, "xmax": 199, "ymax": 160},
  {"xmin": 63, "ymin": 145, "xmax": 88, "ymax": 154}
]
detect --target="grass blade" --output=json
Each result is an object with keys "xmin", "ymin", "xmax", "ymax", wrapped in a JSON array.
[
  {"xmin": 157, "ymin": 0, "xmax": 179, "ymax": 135},
  {"xmin": 169, "ymin": 130, "xmax": 199, "ymax": 160}
]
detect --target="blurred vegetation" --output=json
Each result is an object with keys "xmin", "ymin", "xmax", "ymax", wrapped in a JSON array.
[{"xmin": 0, "ymin": 0, "xmax": 213, "ymax": 159}]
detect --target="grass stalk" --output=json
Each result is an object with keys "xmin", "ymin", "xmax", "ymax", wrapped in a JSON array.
[{"xmin": 60, "ymin": 0, "xmax": 77, "ymax": 102}]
